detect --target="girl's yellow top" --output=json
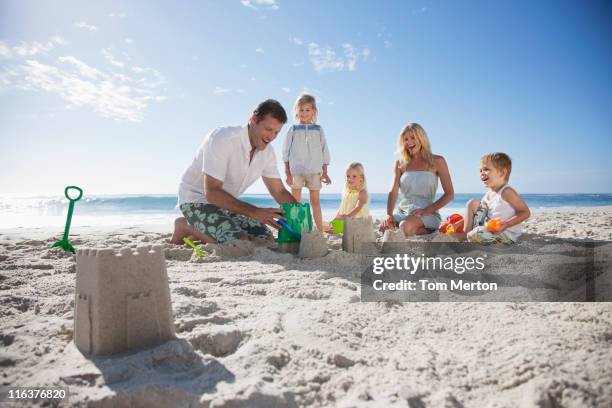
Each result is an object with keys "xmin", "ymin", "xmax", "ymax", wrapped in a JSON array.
[{"xmin": 339, "ymin": 189, "xmax": 369, "ymax": 218}]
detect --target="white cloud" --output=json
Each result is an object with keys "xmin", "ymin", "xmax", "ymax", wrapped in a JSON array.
[
  {"xmin": 0, "ymin": 41, "xmax": 13, "ymax": 58},
  {"xmin": 288, "ymin": 36, "xmax": 303, "ymax": 45},
  {"xmin": 50, "ymin": 36, "xmax": 68, "ymax": 46},
  {"xmin": 307, "ymin": 42, "xmax": 370, "ymax": 73},
  {"xmin": 101, "ymin": 48, "xmax": 125, "ymax": 69},
  {"xmin": 214, "ymin": 87, "xmax": 231, "ymax": 94},
  {"xmin": 255, "ymin": 48, "xmax": 264, "ymax": 54},
  {"xmin": 0, "ymin": 37, "xmax": 68, "ymax": 60},
  {"xmin": 124, "ymin": 38, "xmax": 134, "ymax": 44},
  {"xmin": 109, "ymin": 12, "xmax": 127, "ymax": 18},
  {"xmin": 0, "ymin": 38, "xmax": 166, "ymax": 122},
  {"xmin": 58, "ymin": 56, "xmax": 102, "ymax": 79},
  {"xmin": 75, "ymin": 21, "xmax": 98, "ymax": 32},
  {"xmin": 241, "ymin": 0, "xmax": 279, "ymax": 10},
  {"xmin": 377, "ymin": 24, "xmax": 393, "ymax": 49},
  {"xmin": 281, "ymin": 87, "xmax": 290, "ymax": 93},
  {"xmin": 213, "ymin": 86, "xmax": 246, "ymax": 95}
]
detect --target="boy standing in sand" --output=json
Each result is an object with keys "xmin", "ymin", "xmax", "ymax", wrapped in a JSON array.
[
  {"xmin": 462, "ymin": 153, "xmax": 530, "ymax": 243},
  {"xmin": 171, "ymin": 99, "xmax": 298, "ymax": 245}
]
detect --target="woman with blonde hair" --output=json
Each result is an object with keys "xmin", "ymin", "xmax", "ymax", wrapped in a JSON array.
[{"xmin": 379, "ymin": 123, "xmax": 454, "ymax": 236}]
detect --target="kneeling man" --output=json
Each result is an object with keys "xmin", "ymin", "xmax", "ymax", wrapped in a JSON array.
[{"xmin": 172, "ymin": 99, "xmax": 298, "ymax": 244}]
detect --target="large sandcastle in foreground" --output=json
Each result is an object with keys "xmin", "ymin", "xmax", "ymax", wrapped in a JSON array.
[{"xmin": 74, "ymin": 245, "xmax": 175, "ymax": 355}]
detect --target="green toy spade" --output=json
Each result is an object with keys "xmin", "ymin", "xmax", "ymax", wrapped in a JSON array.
[
  {"xmin": 51, "ymin": 186, "xmax": 83, "ymax": 253},
  {"xmin": 183, "ymin": 237, "xmax": 205, "ymax": 258}
]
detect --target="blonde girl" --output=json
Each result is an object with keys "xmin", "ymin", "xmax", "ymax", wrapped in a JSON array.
[
  {"xmin": 282, "ymin": 94, "xmax": 331, "ymax": 230},
  {"xmin": 326, "ymin": 163, "xmax": 369, "ymax": 232},
  {"xmin": 379, "ymin": 123, "xmax": 454, "ymax": 236}
]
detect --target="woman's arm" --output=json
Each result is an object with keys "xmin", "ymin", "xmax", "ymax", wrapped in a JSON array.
[
  {"xmin": 499, "ymin": 187, "xmax": 530, "ymax": 230},
  {"xmin": 380, "ymin": 162, "xmax": 402, "ymax": 230},
  {"xmin": 346, "ymin": 190, "xmax": 368, "ymax": 218},
  {"xmin": 423, "ymin": 155, "xmax": 454, "ymax": 214},
  {"xmin": 387, "ymin": 161, "xmax": 401, "ymax": 215}
]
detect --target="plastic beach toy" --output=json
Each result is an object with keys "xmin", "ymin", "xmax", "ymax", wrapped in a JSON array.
[
  {"xmin": 277, "ymin": 219, "xmax": 301, "ymax": 241},
  {"xmin": 330, "ymin": 219, "xmax": 344, "ymax": 234},
  {"xmin": 276, "ymin": 203, "xmax": 312, "ymax": 243},
  {"xmin": 183, "ymin": 237, "xmax": 204, "ymax": 258},
  {"xmin": 51, "ymin": 186, "xmax": 83, "ymax": 253},
  {"xmin": 486, "ymin": 218, "xmax": 503, "ymax": 233},
  {"xmin": 439, "ymin": 213, "xmax": 464, "ymax": 234}
]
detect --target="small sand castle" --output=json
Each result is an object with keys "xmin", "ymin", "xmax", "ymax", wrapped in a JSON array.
[
  {"xmin": 381, "ymin": 228, "xmax": 406, "ymax": 253},
  {"xmin": 74, "ymin": 245, "xmax": 175, "ymax": 355},
  {"xmin": 343, "ymin": 217, "xmax": 376, "ymax": 253},
  {"xmin": 299, "ymin": 230, "xmax": 328, "ymax": 258}
]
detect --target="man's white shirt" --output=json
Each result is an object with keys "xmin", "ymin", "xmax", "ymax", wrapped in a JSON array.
[{"xmin": 178, "ymin": 125, "xmax": 280, "ymax": 205}]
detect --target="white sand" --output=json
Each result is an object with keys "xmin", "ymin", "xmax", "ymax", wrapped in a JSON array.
[{"xmin": 0, "ymin": 207, "xmax": 611, "ymax": 407}]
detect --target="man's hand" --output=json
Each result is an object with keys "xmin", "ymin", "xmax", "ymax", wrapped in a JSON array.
[
  {"xmin": 251, "ymin": 207, "xmax": 286, "ymax": 229},
  {"xmin": 320, "ymin": 173, "xmax": 331, "ymax": 185},
  {"xmin": 285, "ymin": 174, "xmax": 293, "ymax": 187}
]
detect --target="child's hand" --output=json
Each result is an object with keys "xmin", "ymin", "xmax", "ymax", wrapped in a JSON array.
[
  {"xmin": 285, "ymin": 174, "xmax": 293, "ymax": 187},
  {"xmin": 320, "ymin": 173, "xmax": 331, "ymax": 185}
]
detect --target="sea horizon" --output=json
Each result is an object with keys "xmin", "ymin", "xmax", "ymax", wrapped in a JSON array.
[{"xmin": 1, "ymin": 193, "xmax": 611, "ymax": 230}]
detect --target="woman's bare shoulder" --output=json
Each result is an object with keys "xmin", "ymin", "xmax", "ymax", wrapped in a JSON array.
[{"xmin": 432, "ymin": 154, "xmax": 447, "ymax": 163}]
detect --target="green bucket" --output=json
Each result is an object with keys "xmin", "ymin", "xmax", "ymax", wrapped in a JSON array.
[
  {"xmin": 330, "ymin": 219, "xmax": 344, "ymax": 234},
  {"xmin": 276, "ymin": 203, "xmax": 312, "ymax": 243}
]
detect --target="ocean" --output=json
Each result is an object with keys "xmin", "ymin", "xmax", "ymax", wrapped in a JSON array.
[{"xmin": 1, "ymin": 193, "xmax": 611, "ymax": 230}]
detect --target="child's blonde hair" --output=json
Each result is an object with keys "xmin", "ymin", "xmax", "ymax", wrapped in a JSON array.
[
  {"xmin": 344, "ymin": 162, "xmax": 367, "ymax": 191},
  {"xmin": 481, "ymin": 152, "xmax": 512, "ymax": 180},
  {"xmin": 397, "ymin": 123, "xmax": 434, "ymax": 170},
  {"xmin": 293, "ymin": 94, "xmax": 318, "ymax": 124}
]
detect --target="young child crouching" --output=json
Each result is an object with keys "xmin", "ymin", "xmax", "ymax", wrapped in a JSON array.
[{"xmin": 326, "ymin": 163, "xmax": 369, "ymax": 232}]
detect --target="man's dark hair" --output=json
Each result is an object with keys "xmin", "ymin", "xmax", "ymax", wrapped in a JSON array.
[{"xmin": 253, "ymin": 99, "xmax": 287, "ymax": 124}]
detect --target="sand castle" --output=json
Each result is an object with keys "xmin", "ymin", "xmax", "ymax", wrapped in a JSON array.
[
  {"xmin": 74, "ymin": 245, "xmax": 175, "ymax": 355},
  {"xmin": 342, "ymin": 217, "xmax": 376, "ymax": 253},
  {"xmin": 299, "ymin": 230, "xmax": 328, "ymax": 258},
  {"xmin": 381, "ymin": 228, "xmax": 406, "ymax": 253}
]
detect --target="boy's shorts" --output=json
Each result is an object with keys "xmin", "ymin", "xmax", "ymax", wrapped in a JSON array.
[
  {"xmin": 467, "ymin": 226, "xmax": 514, "ymax": 244},
  {"xmin": 179, "ymin": 203, "xmax": 271, "ymax": 244},
  {"xmin": 468, "ymin": 203, "xmax": 514, "ymax": 244},
  {"xmin": 292, "ymin": 173, "xmax": 322, "ymax": 190}
]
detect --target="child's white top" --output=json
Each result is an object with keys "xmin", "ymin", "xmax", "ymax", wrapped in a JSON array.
[
  {"xmin": 282, "ymin": 124, "xmax": 331, "ymax": 175},
  {"xmin": 482, "ymin": 184, "xmax": 522, "ymax": 241}
]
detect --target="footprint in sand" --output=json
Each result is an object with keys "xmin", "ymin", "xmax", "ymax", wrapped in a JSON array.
[
  {"xmin": 187, "ymin": 326, "xmax": 247, "ymax": 357},
  {"xmin": 173, "ymin": 300, "xmax": 218, "ymax": 316},
  {"xmin": 173, "ymin": 286, "xmax": 207, "ymax": 298}
]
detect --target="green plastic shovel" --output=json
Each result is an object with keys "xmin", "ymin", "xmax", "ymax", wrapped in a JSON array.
[
  {"xmin": 183, "ymin": 237, "xmax": 204, "ymax": 258},
  {"xmin": 51, "ymin": 186, "xmax": 83, "ymax": 254}
]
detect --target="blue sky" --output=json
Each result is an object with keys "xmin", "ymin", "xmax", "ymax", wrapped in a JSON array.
[{"xmin": 1, "ymin": 0, "xmax": 611, "ymax": 196}]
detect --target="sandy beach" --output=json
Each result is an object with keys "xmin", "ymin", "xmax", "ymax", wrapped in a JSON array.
[{"xmin": 1, "ymin": 207, "xmax": 611, "ymax": 407}]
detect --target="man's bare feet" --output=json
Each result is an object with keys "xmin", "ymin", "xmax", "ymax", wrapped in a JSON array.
[{"xmin": 169, "ymin": 217, "xmax": 216, "ymax": 245}]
